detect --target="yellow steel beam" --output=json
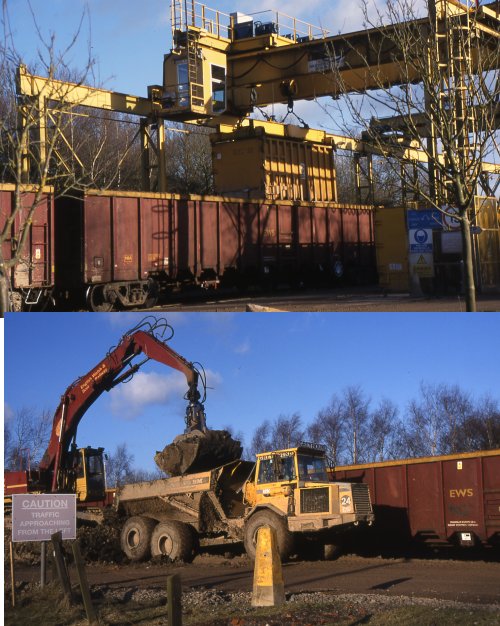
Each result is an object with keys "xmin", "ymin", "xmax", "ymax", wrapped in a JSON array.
[
  {"xmin": 226, "ymin": 22, "xmax": 499, "ymax": 112},
  {"xmin": 17, "ymin": 65, "xmax": 158, "ymax": 117}
]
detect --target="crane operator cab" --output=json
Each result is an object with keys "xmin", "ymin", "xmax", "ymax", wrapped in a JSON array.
[{"xmin": 63, "ymin": 445, "xmax": 106, "ymax": 503}]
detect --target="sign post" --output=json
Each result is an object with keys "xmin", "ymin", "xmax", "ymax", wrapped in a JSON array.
[{"xmin": 11, "ymin": 494, "xmax": 77, "ymax": 601}]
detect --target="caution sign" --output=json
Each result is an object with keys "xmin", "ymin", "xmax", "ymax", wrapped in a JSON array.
[
  {"xmin": 409, "ymin": 252, "xmax": 434, "ymax": 277},
  {"xmin": 12, "ymin": 494, "xmax": 77, "ymax": 542}
]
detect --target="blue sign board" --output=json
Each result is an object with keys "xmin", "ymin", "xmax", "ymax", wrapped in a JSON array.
[
  {"xmin": 407, "ymin": 209, "xmax": 442, "ymax": 230},
  {"xmin": 409, "ymin": 228, "xmax": 433, "ymax": 253}
]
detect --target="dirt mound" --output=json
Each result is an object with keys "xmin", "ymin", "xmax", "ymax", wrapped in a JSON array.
[
  {"xmin": 77, "ymin": 509, "xmax": 123, "ymax": 563},
  {"xmin": 5, "ymin": 508, "xmax": 124, "ymax": 565},
  {"xmin": 154, "ymin": 429, "xmax": 242, "ymax": 476}
]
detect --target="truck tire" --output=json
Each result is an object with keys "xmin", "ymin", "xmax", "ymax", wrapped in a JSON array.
[
  {"xmin": 150, "ymin": 520, "xmax": 194, "ymax": 562},
  {"xmin": 120, "ymin": 516, "xmax": 156, "ymax": 561},
  {"xmin": 244, "ymin": 510, "xmax": 294, "ymax": 561},
  {"xmin": 323, "ymin": 542, "xmax": 342, "ymax": 560}
]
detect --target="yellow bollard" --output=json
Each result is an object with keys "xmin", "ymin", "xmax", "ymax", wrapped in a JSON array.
[{"xmin": 251, "ymin": 524, "xmax": 285, "ymax": 607}]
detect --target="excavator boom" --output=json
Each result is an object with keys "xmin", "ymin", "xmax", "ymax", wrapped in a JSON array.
[
  {"xmin": 5, "ymin": 318, "xmax": 242, "ymax": 504},
  {"xmin": 38, "ymin": 320, "xmax": 208, "ymax": 490}
]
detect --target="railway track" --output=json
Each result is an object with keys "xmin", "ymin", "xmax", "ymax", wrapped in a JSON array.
[{"xmin": 138, "ymin": 289, "xmax": 500, "ymax": 312}]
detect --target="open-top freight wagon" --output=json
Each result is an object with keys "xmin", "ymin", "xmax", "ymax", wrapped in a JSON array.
[
  {"xmin": 330, "ymin": 449, "xmax": 500, "ymax": 550},
  {"xmin": 0, "ymin": 184, "xmax": 55, "ymax": 311},
  {"xmin": 2, "ymin": 185, "xmax": 376, "ymax": 310}
]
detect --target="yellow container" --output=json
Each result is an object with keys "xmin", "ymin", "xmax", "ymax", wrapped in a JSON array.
[
  {"xmin": 211, "ymin": 127, "xmax": 337, "ymax": 202},
  {"xmin": 475, "ymin": 196, "xmax": 500, "ymax": 290},
  {"xmin": 374, "ymin": 206, "xmax": 409, "ymax": 292}
]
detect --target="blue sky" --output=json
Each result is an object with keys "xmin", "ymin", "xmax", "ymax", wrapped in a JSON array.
[
  {"xmin": 3, "ymin": 0, "xmax": 382, "ymax": 131},
  {"xmin": 4, "ymin": 312, "xmax": 499, "ymax": 472}
]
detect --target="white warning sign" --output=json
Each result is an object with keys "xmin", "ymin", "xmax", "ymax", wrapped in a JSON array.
[
  {"xmin": 12, "ymin": 494, "xmax": 77, "ymax": 542},
  {"xmin": 409, "ymin": 252, "xmax": 434, "ymax": 277}
]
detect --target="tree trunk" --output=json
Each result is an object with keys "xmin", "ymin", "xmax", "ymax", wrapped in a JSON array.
[
  {"xmin": 460, "ymin": 212, "xmax": 476, "ymax": 312},
  {"xmin": 0, "ymin": 270, "xmax": 10, "ymax": 317}
]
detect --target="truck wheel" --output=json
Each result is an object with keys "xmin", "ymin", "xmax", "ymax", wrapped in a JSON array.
[
  {"xmin": 150, "ymin": 521, "xmax": 194, "ymax": 562},
  {"xmin": 120, "ymin": 516, "xmax": 156, "ymax": 561},
  {"xmin": 323, "ymin": 542, "xmax": 342, "ymax": 560},
  {"xmin": 244, "ymin": 511, "xmax": 294, "ymax": 561}
]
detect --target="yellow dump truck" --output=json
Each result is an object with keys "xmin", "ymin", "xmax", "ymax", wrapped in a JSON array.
[{"xmin": 116, "ymin": 444, "xmax": 374, "ymax": 561}]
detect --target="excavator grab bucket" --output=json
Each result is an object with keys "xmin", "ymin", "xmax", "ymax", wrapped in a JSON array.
[{"xmin": 155, "ymin": 429, "xmax": 243, "ymax": 476}]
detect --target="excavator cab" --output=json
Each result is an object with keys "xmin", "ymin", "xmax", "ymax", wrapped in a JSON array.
[{"xmin": 65, "ymin": 446, "xmax": 106, "ymax": 503}]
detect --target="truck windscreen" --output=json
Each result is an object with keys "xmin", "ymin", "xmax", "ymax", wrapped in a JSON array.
[{"xmin": 298, "ymin": 455, "xmax": 328, "ymax": 482}]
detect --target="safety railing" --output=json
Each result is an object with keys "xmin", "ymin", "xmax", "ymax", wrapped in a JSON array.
[
  {"xmin": 171, "ymin": 0, "xmax": 328, "ymax": 43},
  {"xmin": 171, "ymin": 0, "xmax": 232, "ymax": 39},
  {"xmin": 239, "ymin": 9, "xmax": 329, "ymax": 41}
]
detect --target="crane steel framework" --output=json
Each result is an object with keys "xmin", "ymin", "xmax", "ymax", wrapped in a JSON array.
[{"xmin": 14, "ymin": 0, "xmax": 500, "ymax": 203}]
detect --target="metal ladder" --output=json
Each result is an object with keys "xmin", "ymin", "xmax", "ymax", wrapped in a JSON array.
[
  {"xmin": 354, "ymin": 153, "xmax": 374, "ymax": 205},
  {"xmin": 187, "ymin": 29, "xmax": 204, "ymax": 108},
  {"xmin": 433, "ymin": 3, "xmax": 476, "ymax": 203}
]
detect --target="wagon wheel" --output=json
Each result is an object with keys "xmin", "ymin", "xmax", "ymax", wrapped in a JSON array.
[
  {"xmin": 144, "ymin": 278, "xmax": 159, "ymax": 309},
  {"xmin": 87, "ymin": 285, "xmax": 113, "ymax": 312}
]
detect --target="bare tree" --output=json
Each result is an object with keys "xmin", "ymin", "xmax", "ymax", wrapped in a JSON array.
[
  {"xmin": 0, "ymin": 3, "xmax": 131, "ymax": 313},
  {"xmin": 307, "ymin": 394, "xmax": 346, "ymax": 466},
  {"xmin": 327, "ymin": 0, "xmax": 500, "ymax": 311},
  {"xmin": 4, "ymin": 406, "xmax": 52, "ymax": 470},
  {"xmin": 342, "ymin": 385, "xmax": 371, "ymax": 464},
  {"xmin": 165, "ymin": 128, "xmax": 214, "ymax": 194},
  {"xmin": 249, "ymin": 420, "xmax": 272, "ymax": 458},
  {"xmin": 57, "ymin": 107, "xmax": 144, "ymax": 190},
  {"xmin": 105, "ymin": 443, "xmax": 135, "ymax": 488},
  {"xmin": 271, "ymin": 413, "xmax": 304, "ymax": 451},
  {"xmin": 249, "ymin": 413, "xmax": 304, "ymax": 458},
  {"xmin": 458, "ymin": 394, "xmax": 500, "ymax": 451},
  {"xmin": 367, "ymin": 397, "xmax": 401, "ymax": 462},
  {"xmin": 127, "ymin": 467, "xmax": 166, "ymax": 482},
  {"xmin": 337, "ymin": 153, "xmax": 403, "ymax": 206},
  {"xmin": 401, "ymin": 382, "xmax": 477, "ymax": 456},
  {"xmin": 402, "ymin": 383, "xmax": 445, "ymax": 457}
]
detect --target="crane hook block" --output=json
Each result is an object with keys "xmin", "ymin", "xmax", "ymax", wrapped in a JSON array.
[{"xmin": 280, "ymin": 79, "xmax": 298, "ymax": 99}]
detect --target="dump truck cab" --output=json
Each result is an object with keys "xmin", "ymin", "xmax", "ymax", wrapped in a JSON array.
[{"xmin": 242, "ymin": 444, "xmax": 374, "ymax": 557}]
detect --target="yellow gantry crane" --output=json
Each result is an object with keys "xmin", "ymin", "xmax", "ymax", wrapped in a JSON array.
[
  {"xmin": 157, "ymin": 0, "xmax": 500, "ymax": 122},
  {"xmin": 15, "ymin": 0, "xmax": 500, "ymax": 200},
  {"xmin": 155, "ymin": 0, "xmax": 500, "ymax": 199}
]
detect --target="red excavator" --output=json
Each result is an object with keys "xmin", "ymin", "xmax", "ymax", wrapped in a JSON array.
[{"xmin": 4, "ymin": 318, "xmax": 241, "ymax": 510}]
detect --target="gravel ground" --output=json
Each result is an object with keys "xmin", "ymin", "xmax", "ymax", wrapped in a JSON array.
[{"xmin": 91, "ymin": 586, "xmax": 500, "ymax": 613}]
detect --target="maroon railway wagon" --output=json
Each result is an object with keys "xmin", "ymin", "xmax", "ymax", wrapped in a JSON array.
[
  {"xmin": 0, "ymin": 184, "xmax": 55, "ymax": 310},
  {"xmin": 330, "ymin": 449, "xmax": 500, "ymax": 549},
  {"xmin": 54, "ymin": 190, "xmax": 376, "ymax": 311},
  {"xmin": 3, "ymin": 186, "xmax": 376, "ymax": 310}
]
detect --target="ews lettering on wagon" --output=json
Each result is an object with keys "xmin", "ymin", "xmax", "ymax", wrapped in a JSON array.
[{"xmin": 449, "ymin": 488, "xmax": 474, "ymax": 498}]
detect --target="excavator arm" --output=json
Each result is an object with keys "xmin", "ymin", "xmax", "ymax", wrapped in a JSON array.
[{"xmin": 39, "ymin": 322, "xmax": 207, "ymax": 492}]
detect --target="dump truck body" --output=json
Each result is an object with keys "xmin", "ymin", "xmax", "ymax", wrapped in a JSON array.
[{"xmin": 118, "ymin": 460, "xmax": 251, "ymax": 533}]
